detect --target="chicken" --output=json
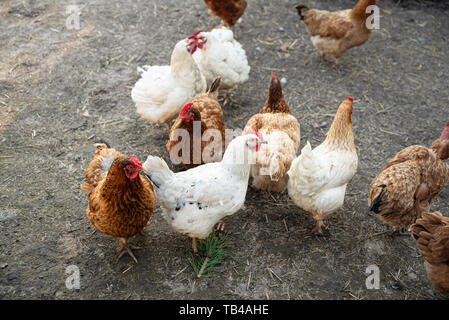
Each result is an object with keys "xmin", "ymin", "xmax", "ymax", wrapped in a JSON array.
[
  {"xmin": 287, "ymin": 97, "xmax": 358, "ymax": 234},
  {"xmin": 411, "ymin": 211, "xmax": 449, "ymax": 293},
  {"xmin": 166, "ymin": 77, "xmax": 228, "ymax": 170},
  {"xmin": 203, "ymin": 0, "xmax": 247, "ymax": 28},
  {"xmin": 141, "ymin": 132, "xmax": 266, "ymax": 253},
  {"xmin": 368, "ymin": 122, "xmax": 449, "ymax": 230},
  {"xmin": 295, "ymin": 0, "xmax": 379, "ymax": 66},
  {"xmin": 131, "ymin": 33, "xmax": 207, "ymax": 128},
  {"xmin": 243, "ymin": 73, "xmax": 300, "ymax": 192},
  {"xmin": 192, "ymin": 27, "xmax": 250, "ymax": 91},
  {"xmin": 81, "ymin": 141, "xmax": 155, "ymax": 263}
]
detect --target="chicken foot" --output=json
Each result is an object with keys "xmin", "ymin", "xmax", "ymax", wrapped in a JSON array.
[
  {"xmin": 116, "ymin": 238, "xmax": 142, "ymax": 263},
  {"xmin": 312, "ymin": 215, "xmax": 324, "ymax": 235}
]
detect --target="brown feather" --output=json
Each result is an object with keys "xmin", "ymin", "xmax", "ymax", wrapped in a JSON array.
[
  {"xmin": 204, "ymin": 0, "xmax": 247, "ymax": 28},
  {"xmin": 261, "ymin": 76, "xmax": 290, "ymax": 114},
  {"xmin": 167, "ymin": 78, "xmax": 227, "ymax": 169},
  {"xmin": 243, "ymin": 75, "xmax": 300, "ymax": 192},
  {"xmin": 368, "ymin": 137, "xmax": 449, "ymax": 228},
  {"xmin": 411, "ymin": 211, "xmax": 449, "ymax": 293},
  {"xmin": 82, "ymin": 144, "xmax": 155, "ymax": 241},
  {"xmin": 296, "ymin": 0, "xmax": 377, "ymax": 62}
]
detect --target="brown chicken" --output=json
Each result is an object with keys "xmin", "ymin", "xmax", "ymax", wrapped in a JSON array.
[
  {"xmin": 166, "ymin": 77, "xmax": 227, "ymax": 170},
  {"xmin": 81, "ymin": 141, "xmax": 155, "ymax": 263},
  {"xmin": 204, "ymin": 0, "xmax": 247, "ymax": 28},
  {"xmin": 411, "ymin": 211, "xmax": 449, "ymax": 293},
  {"xmin": 243, "ymin": 73, "xmax": 301, "ymax": 192},
  {"xmin": 295, "ymin": 0, "xmax": 379, "ymax": 66},
  {"xmin": 368, "ymin": 122, "xmax": 449, "ymax": 230}
]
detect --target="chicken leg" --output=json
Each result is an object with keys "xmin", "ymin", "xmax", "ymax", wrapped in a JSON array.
[
  {"xmin": 192, "ymin": 237, "xmax": 198, "ymax": 254},
  {"xmin": 312, "ymin": 214, "xmax": 324, "ymax": 235},
  {"xmin": 313, "ymin": 220, "xmax": 324, "ymax": 235},
  {"xmin": 116, "ymin": 238, "xmax": 142, "ymax": 263}
]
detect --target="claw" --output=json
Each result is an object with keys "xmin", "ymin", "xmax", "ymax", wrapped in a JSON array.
[{"xmin": 116, "ymin": 238, "xmax": 142, "ymax": 263}]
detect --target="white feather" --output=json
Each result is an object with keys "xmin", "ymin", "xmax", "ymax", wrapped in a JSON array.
[
  {"xmin": 287, "ymin": 140, "xmax": 358, "ymax": 217},
  {"xmin": 193, "ymin": 27, "xmax": 250, "ymax": 90},
  {"xmin": 131, "ymin": 39, "xmax": 206, "ymax": 124},
  {"xmin": 142, "ymin": 134, "xmax": 259, "ymax": 239}
]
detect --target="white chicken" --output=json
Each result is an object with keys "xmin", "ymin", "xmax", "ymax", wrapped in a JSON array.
[
  {"xmin": 192, "ymin": 27, "xmax": 250, "ymax": 91},
  {"xmin": 287, "ymin": 97, "xmax": 358, "ymax": 234},
  {"xmin": 141, "ymin": 132, "xmax": 265, "ymax": 252},
  {"xmin": 131, "ymin": 34, "xmax": 207, "ymax": 128}
]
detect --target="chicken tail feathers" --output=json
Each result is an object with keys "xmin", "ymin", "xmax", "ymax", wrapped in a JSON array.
[
  {"xmin": 368, "ymin": 184, "xmax": 387, "ymax": 214},
  {"xmin": 94, "ymin": 139, "xmax": 111, "ymax": 149},
  {"xmin": 295, "ymin": 4, "xmax": 309, "ymax": 20},
  {"xmin": 208, "ymin": 77, "xmax": 222, "ymax": 98},
  {"xmin": 411, "ymin": 223, "xmax": 428, "ymax": 241}
]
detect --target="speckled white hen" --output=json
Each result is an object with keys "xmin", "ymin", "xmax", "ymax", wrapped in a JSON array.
[
  {"xmin": 142, "ymin": 133, "xmax": 265, "ymax": 252},
  {"xmin": 131, "ymin": 37, "xmax": 206, "ymax": 126},
  {"xmin": 192, "ymin": 27, "xmax": 250, "ymax": 90},
  {"xmin": 287, "ymin": 97, "xmax": 358, "ymax": 234}
]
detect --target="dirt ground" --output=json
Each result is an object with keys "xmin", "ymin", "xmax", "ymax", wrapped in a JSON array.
[{"xmin": 1, "ymin": 0, "xmax": 449, "ymax": 300}]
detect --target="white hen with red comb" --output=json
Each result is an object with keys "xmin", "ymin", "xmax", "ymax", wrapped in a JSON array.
[
  {"xmin": 287, "ymin": 97, "xmax": 358, "ymax": 234},
  {"xmin": 192, "ymin": 27, "xmax": 250, "ymax": 90},
  {"xmin": 141, "ymin": 133, "xmax": 264, "ymax": 251}
]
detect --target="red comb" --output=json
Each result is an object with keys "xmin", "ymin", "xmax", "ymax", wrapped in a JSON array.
[
  {"xmin": 129, "ymin": 155, "xmax": 142, "ymax": 168},
  {"xmin": 180, "ymin": 102, "xmax": 194, "ymax": 115},
  {"xmin": 441, "ymin": 121, "xmax": 449, "ymax": 141},
  {"xmin": 347, "ymin": 96, "xmax": 354, "ymax": 102},
  {"xmin": 272, "ymin": 72, "xmax": 276, "ymax": 79},
  {"xmin": 187, "ymin": 30, "xmax": 203, "ymax": 39},
  {"xmin": 249, "ymin": 129, "xmax": 263, "ymax": 140}
]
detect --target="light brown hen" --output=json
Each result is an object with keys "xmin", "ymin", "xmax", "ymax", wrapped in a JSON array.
[
  {"xmin": 243, "ymin": 73, "xmax": 300, "ymax": 192},
  {"xmin": 368, "ymin": 122, "xmax": 449, "ymax": 229},
  {"xmin": 295, "ymin": 0, "xmax": 379, "ymax": 66}
]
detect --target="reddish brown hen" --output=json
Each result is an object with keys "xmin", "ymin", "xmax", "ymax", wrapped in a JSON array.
[
  {"xmin": 166, "ymin": 77, "xmax": 227, "ymax": 170},
  {"xmin": 204, "ymin": 0, "xmax": 247, "ymax": 28},
  {"xmin": 81, "ymin": 141, "xmax": 155, "ymax": 263},
  {"xmin": 368, "ymin": 122, "xmax": 449, "ymax": 230},
  {"xmin": 411, "ymin": 211, "xmax": 449, "ymax": 293}
]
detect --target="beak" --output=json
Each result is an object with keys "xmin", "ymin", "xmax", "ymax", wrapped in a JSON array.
[{"xmin": 260, "ymin": 140, "xmax": 268, "ymax": 144}]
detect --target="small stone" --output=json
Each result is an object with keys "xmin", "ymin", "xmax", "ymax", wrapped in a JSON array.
[
  {"xmin": 391, "ymin": 281, "xmax": 402, "ymax": 290},
  {"xmin": 407, "ymin": 272, "xmax": 418, "ymax": 280},
  {"xmin": 319, "ymin": 121, "xmax": 328, "ymax": 128},
  {"xmin": 0, "ymin": 263, "xmax": 7, "ymax": 269}
]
